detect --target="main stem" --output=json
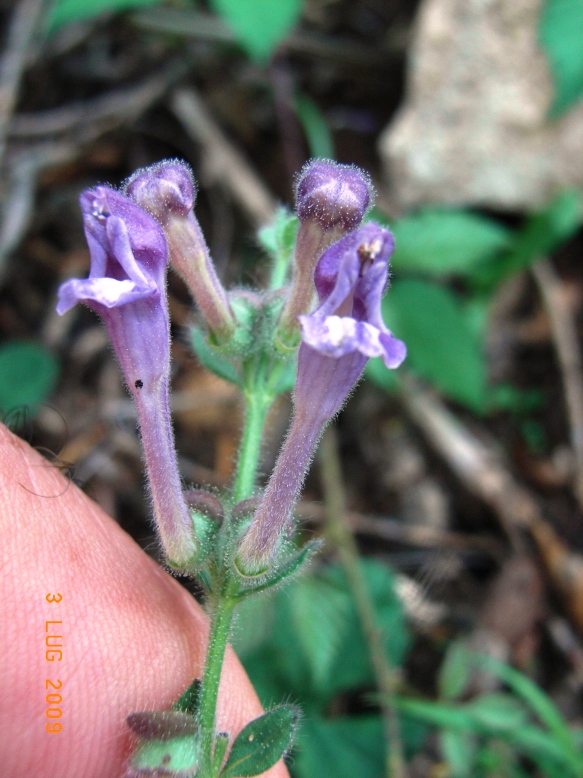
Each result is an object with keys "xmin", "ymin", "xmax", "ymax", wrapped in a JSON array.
[
  {"xmin": 197, "ymin": 360, "xmax": 273, "ymax": 776},
  {"xmin": 198, "ymin": 593, "xmax": 237, "ymax": 777}
]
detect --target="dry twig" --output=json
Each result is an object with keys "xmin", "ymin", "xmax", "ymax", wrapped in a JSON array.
[
  {"xmin": 532, "ymin": 258, "xmax": 583, "ymax": 511},
  {"xmin": 170, "ymin": 87, "xmax": 277, "ymax": 227}
]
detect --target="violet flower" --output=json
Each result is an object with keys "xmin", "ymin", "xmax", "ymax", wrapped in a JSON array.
[
  {"xmin": 237, "ymin": 222, "xmax": 405, "ymax": 574},
  {"xmin": 277, "ymin": 159, "xmax": 372, "ymax": 347},
  {"xmin": 125, "ymin": 161, "xmax": 235, "ymax": 345},
  {"xmin": 57, "ymin": 186, "xmax": 197, "ymax": 568}
]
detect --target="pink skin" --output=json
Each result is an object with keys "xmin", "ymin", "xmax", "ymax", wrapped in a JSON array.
[{"xmin": 0, "ymin": 423, "xmax": 288, "ymax": 778}]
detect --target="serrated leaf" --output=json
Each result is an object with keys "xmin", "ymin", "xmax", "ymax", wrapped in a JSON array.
[
  {"xmin": 539, "ymin": 0, "xmax": 583, "ymax": 117},
  {"xmin": 209, "ymin": 0, "xmax": 303, "ymax": 62},
  {"xmin": 438, "ymin": 641, "xmax": 474, "ymax": 701},
  {"xmin": 382, "ymin": 209, "xmax": 511, "ymax": 276},
  {"xmin": 48, "ymin": 0, "xmax": 161, "ymax": 30},
  {"xmin": 382, "ymin": 279, "xmax": 487, "ymax": 412},
  {"xmin": 190, "ymin": 326, "xmax": 241, "ymax": 385},
  {"xmin": 295, "ymin": 716, "xmax": 385, "ymax": 778},
  {"xmin": 288, "ymin": 575, "xmax": 351, "ymax": 689},
  {"xmin": 173, "ymin": 678, "xmax": 202, "ymax": 715},
  {"xmin": 0, "ymin": 340, "xmax": 59, "ymax": 415},
  {"xmin": 221, "ymin": 705, "xmax": 299, "ymax": 777}
]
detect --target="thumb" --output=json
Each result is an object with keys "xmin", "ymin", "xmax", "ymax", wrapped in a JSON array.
[{"xmin": 0, "ymin": 423, "xmax": 288, "ymax": 778}]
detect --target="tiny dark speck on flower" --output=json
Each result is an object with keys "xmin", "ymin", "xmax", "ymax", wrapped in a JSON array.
[{"xmin": 135, "ymin": 379, "xmax": 143, "ymax": 389}]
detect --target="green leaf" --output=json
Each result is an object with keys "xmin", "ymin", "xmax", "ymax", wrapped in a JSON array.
[
  {"xmin": 466, "ymin": 693, "xmax": 529, "ymax": 731},
  {"xmin": 382, "ymin": 279, "xmax": 488, "ymax": 412},
  {"xmin": 438, "ymin": 641, "xmax": 474, "ymax": 701},
  {"xmin": 288, "ymin": 574, "xmax": 351, "ymax": 689},
  {"xmin": 474, "ymin": 190, "xmax": 583, "ymax": 289},
  {"xmin": 0, "ymin": 340, "xmax": 59, "ymax": 415},
  {"xmin": 209, "ymin": 0, "xmax": 303, "ymax": 61},
  {"xmin": 173, "ymin": 678, "xmax": 201, "ymax": 715},
  {"xmin": 381, "ymin": 209, "xmax": 511, "ymax": 276},
  {"xmin": 294, "ymin": 93, "xmax": 335, "ymax": 159},
  {"xmin": 190, "ymin": 326, "xmax": 242, "ymax": 385},
  {"xmin": 539, "ymin": 0, "xmax": 583, "ymax": 116},
  {"xmin": 221, "ymin": 705, "xmax": 299, "ymax": 777},
  {"xmin": 294, "ymin": 716, "xmax": 385, "ymax": 778},
  {"xmin": 48, "ymin": 0, "xmax": 161, "ymax": 30}
]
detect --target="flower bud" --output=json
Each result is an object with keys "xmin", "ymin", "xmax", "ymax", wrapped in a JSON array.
[
  {"xmin": 125, "ymin": 161, "xmax": 236, "ymax": 344},
  {"xmin": 277, "ymin": 159, "xmax": 373, "ymax": 348}
]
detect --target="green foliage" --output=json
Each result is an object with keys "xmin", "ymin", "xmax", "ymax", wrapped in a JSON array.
[
  {"xmin": 472, "ymin": 189, "xmax": 583, "ymax": 291},
  {"xmin": 48, "ymin": 0, "xmax": 161, "ymax": 30},
  {"xmin": 232, "ymin": 559, "xmax": 411, "ymax": 777},
  {"xmin": 294, "ymin": 717, "xmax": 385, "ymax": 778},
  {"xmin": 220, "ymin": 706, "xmax": 299, "ymax": 776},
  {"xmin": 294, "ymin": 94, "xmax": 335, "ymax": 160},
  {"xmin": 258, "ymin": 208, "xmax": 299, "ymax": 290},
  {"xmin": 539, "ymin": 0, "xmax": 583, "ymax": 116},
  {"xmin": 384, "ymin": 209, "xmax": 511, "ymax": 276},
  {"xmin": 208, "ymin": 0, "xmax": 304, "ymax": 61},
  {"xmin": 397, "ymin": 649, "xmax": 583, "ymax": 778},
  {"xmin": 0, "ymin": 340, "xmax": 59, "ymax": 415},
  {"xmin": 380, "ymin": 279, "xmax": 487, "ymax": 412}
]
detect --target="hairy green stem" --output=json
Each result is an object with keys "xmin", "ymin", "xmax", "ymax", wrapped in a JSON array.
[
  {"xmin": 197, "ymin": 361, "xmax": 275, "ymax": 776},
  {"xmin": 232, "ymin": 361, "xmax": 273, "ymax": 503},
  {"xmin": 197, "ymin": 594, "xmax": 237, "ymax": 777},
  {"xmin": 319, "ymin": 426, "xmax": 406, "ymax": 778}
]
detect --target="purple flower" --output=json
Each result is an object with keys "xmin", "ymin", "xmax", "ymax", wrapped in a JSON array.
[
  {"xmin": 57, "ymin": 186, "xmax": 197, "ymax": 568},
  {"xmin": 124, "ymin": 161, "xmax": 235, "ymax": 344},
  {"xmin": 236, "ymin": 222, "xmax": 405, "ymax": 574},
  {"xmin": 277, "ymin": 160, "xmax": 373, "ymax": 348}
]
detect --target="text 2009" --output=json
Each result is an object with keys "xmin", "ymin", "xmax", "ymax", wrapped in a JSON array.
[{"xmin": 45, "ymin": 592, "xmax": 63, "ymax": 733}]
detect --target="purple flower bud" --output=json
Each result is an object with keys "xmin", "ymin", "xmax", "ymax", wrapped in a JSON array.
[
  {"xmin": 125, "ymin": 161, "xmax": 236, "ymax": 344},
  {"xmin": 237, "ymin": 222, "xmax": 405, "ymax": 574},
  {"xmin": 295, "ymin": 159, "xmax": 372, "ymax": 231},
  {"xmin": 277, "ymin": 159, "xmax": 373, "ymax": 347},
  {"xmin": 57, "ymin": 186, "xmax": 197, "ymax": 568}
]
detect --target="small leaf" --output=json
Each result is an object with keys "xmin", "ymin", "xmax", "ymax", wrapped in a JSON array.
[
  {"xmin": 466, "ymin": 693, "xmax": 529, "ymax": 731},
  {"xmin": 259, "ymin": 208, "xmax": 298, "ymax": 290},
  {"xmin": 0, "ymin": 340, "xmax": 59, "ymax": 415},
  {"xmin": 539, "ymin": 0, "xmax": 583, "ymax": 117},
  {"xmin": 48, "ymin": 0, "xmax": 161, "ymax": 30},
  {"xmin": 220, "ymin": 705, "xmax": 299, "ymax": 777},
  {"xmin": 190, "ymin": 326, "xmax": 241, "ymax": 385},
  {"xmin": 295, "ymin": 93, "xmax": 335, "ymax": 159},
  {"xmin": 173, "ymin": 678, "xmax": 202, "ymax": 715},
  {"xmin": 209, "ymin": 0, "xmax": 303, "ymax": 62},
  {"xmin": 381, "ymin": 209, "xmax": 511, "ymax": 276},
  {"xmin": 438, "ymin": 641, "xmax": 474, "ymax": 701},
  {"xmin": 382, "ymin": 279, "xmax": 488, "ymax": 412}
]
